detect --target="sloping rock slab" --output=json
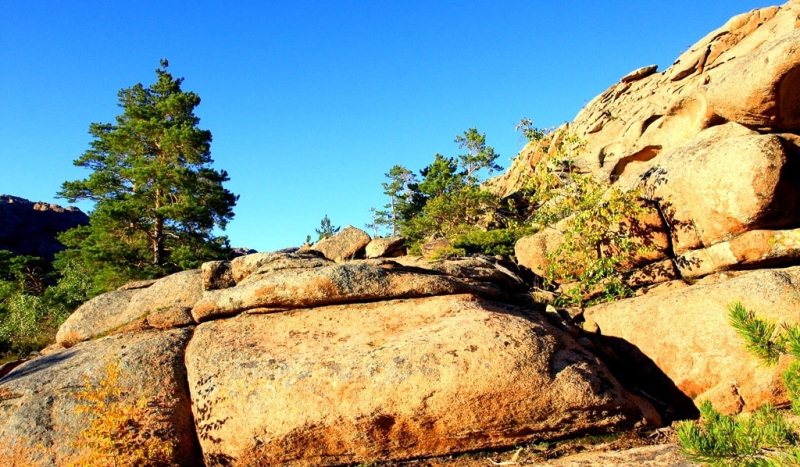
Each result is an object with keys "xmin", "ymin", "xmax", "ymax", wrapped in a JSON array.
[
  {"xmin": 0, "ymin": 328, "xmax": 199, "ymax": 465},
  {"xmin": 390, "ymin": 256, "xmax": 526, "ymax": 290},
  {"xmin": 55, "ymin": 288, "xmax": 139, "ymax": 344},
  {"xmin": 584, "ymin": 266, "xmax": 800, "ymax": 414},
  {"xmin": 191, "ymin": 259, "xmax": 508, "ymax": 322},
  {"xmin": 57, "ymin": 269, "xmax": 203, "ymax": 344},
  {"xmin": 203, "ymin": 251, "xmax": 333, "ymax": 290},
  {"xmin": 186, "ymin": 294, "xmax": 653, "ymax": 465},
  {"xmin": 676, "ymin": 227, "xmax": 800, "ymax": 279}
]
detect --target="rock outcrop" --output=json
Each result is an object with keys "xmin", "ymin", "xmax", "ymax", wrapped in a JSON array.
[
  {"xmin": 507, "ymin": 2, "xmax": 800, "ymax": 286},
  {"xmin": 5, "ymin": 2, "xmax": 800, "ymax": 464},
  {"xmin": 311, "ymin": 225, "xmax": 371, "ymax": 262},
  {"xmin": 0, "ymin": 195, "xmax": 88, "ymax": 260},
  {"xmin": 503, "ymin": 0, "xmax": 800, "ymax": 419},
  {"xmin": 583, "ymin": 267, "xmax": 800, "ymax": 414},
  {"xmin": 0, "ymin": 249, "xmax": 658, "ymax": 464},
  {"xmin": 0, "ymin": 329, "xmax": 199, "ymax": 466}
]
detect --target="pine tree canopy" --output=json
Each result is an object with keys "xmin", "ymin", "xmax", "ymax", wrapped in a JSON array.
[{"xmin": 58, "ymin": 59, "xmax": 238, "ymax": 289}]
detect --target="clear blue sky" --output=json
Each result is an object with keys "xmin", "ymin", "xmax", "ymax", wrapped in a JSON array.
[{"xmin": 0, "ymin": 1, "xmax": 775, "ymax": 251}]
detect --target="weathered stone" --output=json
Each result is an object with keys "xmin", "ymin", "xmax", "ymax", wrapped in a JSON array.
[
  {"xmin": 637, "ymin": 125, "xmax": 800, "ymax": 254},
  {"xmin": 544, "ymin": 444, "xmax": 689, "ymax": 466},
  {"xmin": 625, "ymin": 259, "xmax": 679, "ymax": 288},
  {"xmin": 116, "ymin": 279, "xmax": 157, "ymax": 291},
  {"xmin": 391, "ymin": 255, "xmax": 526, "ymax": 291},
  {"xmin": 57, "ymin": 270, "xmax": 203, "ymax": 344},
  {"xmin": 0, "ymin": 329, "xmax": 199, "ymax": 465},
  {"xmin": 202, "ymin": 260, "xmax": 234, "ymax": 290},
  {"xmin": 56, "ymin": 288, "xmax": 139, "ymax": 344},
  {"xmin": 311, "ymin": 226, "xmax": 371, "ymax": 262},
  {"xmin": 125, "ymin": 269, "xmax": 202, "ymax": 318},
  {"xmin": 365, "ymin": 236, "xmax": 406, "ymax": 258},
  {"xmin": 186, "ymin": 294, "xmax": 654, "ymax": 465},
  {"xmin": 620, "ymin": 64, "xmax": 658, "ymax": 83},
  {"xmin": 146, "ymin": 306, "xmax": 194, "ymax": 329},
  {"xmin": 421, "ymin": 237, "xmax": 452, "ymax": 258},
  {"xmin": 515, "ymin": 227, "xmax": 563, "ymax": 277},
  {"xmin": 231, "ymin": 251, "xmax": 331, "ymax": 283},
  {"xmin": 191, "ymin": 259, "xmax": 506, "ymax": 322},
  {"xmin": 707, "ymin": 29, "xmax": 800, "ymax": 130},
  {"xmin": 491, "ymin": 2, "xmax": 800, "ymax": 193},
  {"xmin": 677, "ymin": 228, "xmax": 800, "ymax": 279},
  {"xmin": 584, "ymin": 266, "xmax": 800, "ymax": 413}
]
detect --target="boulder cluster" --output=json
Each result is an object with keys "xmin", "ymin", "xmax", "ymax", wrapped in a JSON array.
[
  {"xmin": 502, "ymin": 1, "xmax": 800, "ymax": 415},
  {"xmin": 2, "ymin": 1, "xmax": 800, "ymax": 465},
  {"xmin": 1, "ymin": 230, "xmax": 660, "ymax": 465}
]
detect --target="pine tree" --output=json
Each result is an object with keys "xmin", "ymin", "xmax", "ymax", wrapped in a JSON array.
[
  {"xmin": 377, "ymin": 165, "xmax": 416, "ymax": 236},
  {"xmin": 454, "ymin": 127, "xmax": 502, "ymax": 182},
  {"xmin": 58, "ymin": 60, "xmax": 237, "ymax": 291},
  {"xmin": 315, "ymin": 215, "xmax": 340, "ymax": 241}
]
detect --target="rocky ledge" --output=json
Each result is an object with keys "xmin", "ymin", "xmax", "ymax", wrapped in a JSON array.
[{"xmin": 1, "ymin": 242, "xmax": 665, "ymax": 465}]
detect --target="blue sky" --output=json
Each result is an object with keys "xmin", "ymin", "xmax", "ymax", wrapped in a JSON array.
[{"xmin": 1, "ymin": 1, "xmax": 774, "ymax": 251}]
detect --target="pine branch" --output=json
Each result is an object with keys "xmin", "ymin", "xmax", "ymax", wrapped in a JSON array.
[{"xmin": 729, "ymin": 302, "xmax": 784, "ymax": 365}]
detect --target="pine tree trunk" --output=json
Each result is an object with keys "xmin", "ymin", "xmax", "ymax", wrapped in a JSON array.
[{"xmin": 153, "ymin": 189, "xmax": 164, "ymax": 266}]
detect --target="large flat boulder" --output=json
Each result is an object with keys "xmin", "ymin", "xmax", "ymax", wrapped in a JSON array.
[
  {"xmin": 0, "ymin": 328, "xmax": 199, "ymax": 465},
  {"xmin": 202, "ymin": 251, "xmax": 333, "ymax": 290},
  {"xmin": 56, "ymin": 269, "xmax": 203, "ymax": 344},
  {"xmin": 186, "ymin": 294, "xmax": 654, "ymax": 465},
  {"xmin": 191, "ymin": 258, "xmax": 510, "ymax": 322},
  {"xmin": 583, "ymin": 266, "xmax": 800, "ymax": 414}
]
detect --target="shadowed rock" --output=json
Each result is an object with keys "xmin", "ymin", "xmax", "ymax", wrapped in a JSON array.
[
  {"xmin": 584, "ymin": 266, "xmax": 800, "ymax": 414},
  {"xmin": 0, "ymin": 195, "xmax": 88, "ymax": 260}
]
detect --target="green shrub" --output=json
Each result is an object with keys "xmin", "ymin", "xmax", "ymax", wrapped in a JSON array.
[
  {"xmin": 677, "ymin": 401, "xmax": 799, "ymax": 466},
  {"xmin": 451, "ymin": 227, "xmax": 531, "ymax": 257},
  {"xmin": 518, "ymin": 129, "xmax": 651, "ymax": 306},
  {"xmin": 677, "ymin": 302, "xmax": 800, "ymax": 465}
]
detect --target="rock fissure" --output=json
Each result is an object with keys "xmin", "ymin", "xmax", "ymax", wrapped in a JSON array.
[{"xmin": 180, "ymin": 325, "xmax": 206, "ymax": 465}]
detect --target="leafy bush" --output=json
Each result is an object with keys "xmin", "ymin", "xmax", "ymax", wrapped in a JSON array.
[
  {"xmin": 519, "ymin": 129, "xmax": 651, "ymax": 306},
  {"xmin": 0, "ymin": 251, "xmax": 62, "ymax": 360},
  {"xmin": 451, "ymin": 227, "xmax": 531, "ymax": 256},
  {"xmin": 68, "ymin": 361, "xmax": 174, "ymax": 466},
  {"xmin": 677, "ymin": 302, "xmax": 800, "ymax": 465}
]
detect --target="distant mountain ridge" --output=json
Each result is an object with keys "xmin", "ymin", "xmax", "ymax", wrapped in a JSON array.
[{"xmin": 0, "ymin": 195, "xmax": 88, "ymax": 260}]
